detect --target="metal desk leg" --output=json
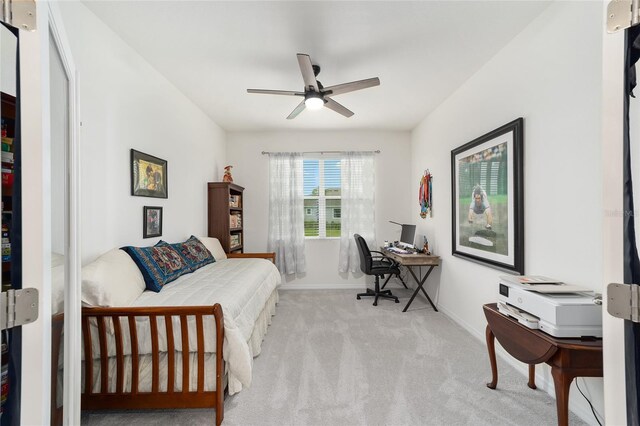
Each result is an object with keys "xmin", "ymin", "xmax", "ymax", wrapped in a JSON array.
[{"xmin": 402, "ymin": 265, "xmax": 437, "ymax": 312}]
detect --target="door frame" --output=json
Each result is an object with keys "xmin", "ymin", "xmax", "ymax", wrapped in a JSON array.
[
  {"xmin": 19, "ymin": 2, "xmax": 80, "ymax": 424},
  {"xmin": 602, "ymin": 1, "xmax": 628, "ymax": 424}
]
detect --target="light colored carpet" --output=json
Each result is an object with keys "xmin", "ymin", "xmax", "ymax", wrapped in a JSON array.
[{"xmin": 81, "ymin": 288, "xmax": 586, "ymax": 426}]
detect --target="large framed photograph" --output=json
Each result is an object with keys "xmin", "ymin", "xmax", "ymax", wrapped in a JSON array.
[
  {"xmin": 143, "ymin": 206, "xmax": 163, "ymax": 238},
  {"xmin": 131, "ymin": 149, "xmax": 168, "ymax": 198},
  {"xmin": 451, "ymin": 118, "xmax": 524, "ymax": 274}
]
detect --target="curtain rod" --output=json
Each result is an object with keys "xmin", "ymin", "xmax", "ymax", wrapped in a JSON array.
[{"xmin": 261, "ymin": 150, "xmax": 381, "ymax": 155}]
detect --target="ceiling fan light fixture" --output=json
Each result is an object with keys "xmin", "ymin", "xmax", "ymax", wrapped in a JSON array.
[
  {"xmin": 247, "ymin": 53, "xmax": 380, "ymax": 119},
  {"xmin": 304, "ymin": 94, "xmax": 324, "ymax": 111}
]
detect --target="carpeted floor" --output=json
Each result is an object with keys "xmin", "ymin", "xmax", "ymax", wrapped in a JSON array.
[{"xmin": 81, "ymin": 289, "xmax": 585, "ymax": 426}]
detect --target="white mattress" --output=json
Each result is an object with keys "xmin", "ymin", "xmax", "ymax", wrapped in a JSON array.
[{"xmin": 84, "ymin": 258, "xmax": 281, "ymax": 395}]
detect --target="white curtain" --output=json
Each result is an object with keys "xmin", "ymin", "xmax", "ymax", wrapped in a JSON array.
[
  {"xmin": 339, "ymin": 152, "xmax": 376, "ymax": 273},
  {"xmin": 268, "ymin": 153, "xmax": 306, "ymax": 274}
]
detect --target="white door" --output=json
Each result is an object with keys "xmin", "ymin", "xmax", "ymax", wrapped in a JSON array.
[
  {"xmin": 602, "ymin": 4, "xmax": 631, "ymax": 425},
  {"xmin": 19, "ymin": 2, "xmax": 80, "ymax": 425}
]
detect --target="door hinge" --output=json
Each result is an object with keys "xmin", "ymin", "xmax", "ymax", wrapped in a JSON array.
[
  {"xmin": 607, "ymin": 0, "xmax": 637, "ymax": 33},
  {"xmin": 0, "ymin": 288, "xmax": 38, "ymax": 330},
  {"xmin": 0, "ymin": 0, "xmax": 36, "ymax": 32},
  {"xmin": 607, "ymin": 283, "xmax": 640, "ymax": 321}
]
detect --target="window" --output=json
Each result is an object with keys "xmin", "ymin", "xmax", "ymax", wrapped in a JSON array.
[{"xmin": 303, "ymin": 159, "xmax": 341, "ymax": 237}]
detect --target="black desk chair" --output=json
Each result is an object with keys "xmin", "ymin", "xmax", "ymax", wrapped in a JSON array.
[{"xmin": 354, "ymin": 233, "xmax": 400, "ymax": 306}]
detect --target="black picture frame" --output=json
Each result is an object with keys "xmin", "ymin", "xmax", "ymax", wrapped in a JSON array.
[
  {"xmin": 451, "ymin": 118, "xmax": 524, "ymax": 274},
  {"xmin": 143, "ymin": 206, "xmax": 163, "ymax": 238},
  {"xmin": 131, "ymin": 149, "xmax": 168, "ymax": 198}
]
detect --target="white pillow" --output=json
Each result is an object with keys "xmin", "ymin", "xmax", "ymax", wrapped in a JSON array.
[
  {"xmin": 82, "ymin": 248, "xmax": 146, "ymax": 307},
  {"xmin": 197, "ymin": 237, "xmax": 227, "ymax": 260}
]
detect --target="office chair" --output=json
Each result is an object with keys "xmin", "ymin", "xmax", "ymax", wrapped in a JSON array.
[{"xmin": 354, "ymin": 234, "xmax": 400, "ymax": 306}]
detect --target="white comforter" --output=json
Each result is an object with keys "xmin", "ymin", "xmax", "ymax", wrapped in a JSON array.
[{"xmin": 86, "ymin": 258, "xmax": 280, "ymax": 395}]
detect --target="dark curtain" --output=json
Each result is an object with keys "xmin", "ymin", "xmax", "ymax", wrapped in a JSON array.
[{"xmin": 624, "ymin": 26, "xmax": 640, "ymax": 426}]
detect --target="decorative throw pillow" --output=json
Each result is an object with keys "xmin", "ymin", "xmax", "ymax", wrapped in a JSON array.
[
  {"xmin": 178, "ymin": 236, "xmax": 215, "ymax": 271},
  {"xmin": 158, "ymin": 236, "xmax": 215, "ymax": 272},
  {"xmin": 121, "ymin": 244, "xmax": 191, "ymax": 292}
]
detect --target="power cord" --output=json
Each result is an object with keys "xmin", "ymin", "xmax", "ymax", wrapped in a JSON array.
[{"xmin": 575, "ymin": 378, "xmax": 603, "ymax": 426}]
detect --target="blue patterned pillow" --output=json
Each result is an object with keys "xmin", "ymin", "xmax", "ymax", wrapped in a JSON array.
[
  {"xmin": 121, "ymin": 244, "xmax": 191, "ymax": 292},
  {"xmin": 158, "ymin": 236, "xmax": 214, "ymax": 272}
]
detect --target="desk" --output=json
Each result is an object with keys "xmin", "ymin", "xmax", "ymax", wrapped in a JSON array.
[
  {"xmin": 483, "ymin": 303, "xmax": 602, "ymax": 426},
  {"xmin": 381, "ymin": 249, "xmax": 441, "ymax": 312}
]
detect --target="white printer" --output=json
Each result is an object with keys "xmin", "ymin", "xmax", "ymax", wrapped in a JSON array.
[{"xmin": 497, "ymin": 277, "xmax": 602, "ymax": 338}]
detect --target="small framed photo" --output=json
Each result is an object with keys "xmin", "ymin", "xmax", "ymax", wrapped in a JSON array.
[
  {"xmin": 451, "ymin": 118, "xmax": 524, "ymax": 274},
  {"xmin": 131, "ymin": 149, "xmax": 168, "ymax": 198},
  {"xmin": 143, "ymin": 206, "xmax": 163, "ymax": 238}
]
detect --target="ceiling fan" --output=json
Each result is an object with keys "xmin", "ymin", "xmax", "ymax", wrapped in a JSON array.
[{"xmin": 247, "ymin": 53, "xmax": 380, "ymax": 119}]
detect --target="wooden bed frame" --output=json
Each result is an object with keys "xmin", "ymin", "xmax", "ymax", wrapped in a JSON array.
[{"xmin": 51, "ymin": 252, "xmax": 276, "ymax": 426}]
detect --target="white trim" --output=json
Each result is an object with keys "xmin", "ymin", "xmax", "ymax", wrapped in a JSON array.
[
  {"xmin": 19, "ymin": 4, "xmax": 50, "ymax": 423},
  {"xmin": 47, "ymin": 2, "xmax": 81, "ymax": 424},
  {"xmin": 601, "ymin": 5, "xmax": 627, "ymax": 423},
  {"xmin": 279, "ymin": 283, "xmax": 364, "ymax": 290}
]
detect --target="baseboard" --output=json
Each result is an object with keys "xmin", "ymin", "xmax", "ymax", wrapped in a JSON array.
[
  {"xmin": 436, "ymin": 304, "xmax": 600, "ymax": 426},
  {"xmin": 279, "ymin": 283, "xmax": 364, "ymax": 290}
]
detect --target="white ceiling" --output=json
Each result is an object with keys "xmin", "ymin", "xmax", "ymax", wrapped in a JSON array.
[{"xmin": 83, "ymin": 1, "xmax": 550, "ymax": 132}]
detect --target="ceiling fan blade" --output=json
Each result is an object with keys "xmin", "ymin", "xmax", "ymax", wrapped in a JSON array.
[
  {"xmin": 324, "ymin": 98, "xmax": 354, "ymax": 118},
  {"xmin": 322, "ymin": 77, "xmax": 380, "ymax": 97},
  {"xmin": 287, "ymin": 101, "xmax": 306, "ymax": 120},
  {"xmin": 247, "ymin": 89, "xmax": 304, "ymax": 96},
  {"xmin": 297, "ymin": 53, "xmax": 319, "ymax": 92}
]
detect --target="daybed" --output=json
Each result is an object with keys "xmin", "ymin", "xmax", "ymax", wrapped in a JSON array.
[{"xmin": 52, "ymin": 237, "xmax": 280, "ymax": 426}]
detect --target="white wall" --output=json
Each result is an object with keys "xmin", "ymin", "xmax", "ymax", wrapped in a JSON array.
[
  {"xmin": 410, "ymin": 1, "xmax": 604, "ymax": 423},
  {"xmin": 57, "ymin": 2, "xmax": 227, "ymax": 264},
  {"xmin": 227, "ymin": 130, "xmax": 411, "ymax": 288}
]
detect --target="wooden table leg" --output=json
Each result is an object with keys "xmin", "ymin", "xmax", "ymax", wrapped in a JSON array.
[
  {"xmin": 486, "ymin": 325, "xmax": 498, "ymax": 389},
  {"xmin": 528, "ymin": 364, "xmax": 537, "ymax": 389},
  {"xmin": 551, "ymin": 367, "xmax": 573, "ymax": 426}
]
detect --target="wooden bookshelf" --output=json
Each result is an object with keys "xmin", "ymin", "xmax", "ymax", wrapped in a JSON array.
[
  {"xmin": 1, "ymin": 93, "xmax": 16, "ymax": 291},
  {"xmin": 207, "ymin": 182, "xmax": 244, "ymax": 253}
]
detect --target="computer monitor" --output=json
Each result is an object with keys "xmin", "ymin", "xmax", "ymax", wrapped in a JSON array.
[{"xmin": 400, "ymin": 224, "xmax": 416, "ymax": 246}]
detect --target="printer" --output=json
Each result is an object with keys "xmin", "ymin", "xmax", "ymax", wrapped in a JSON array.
[{"xmin": 497, "ymin": 277, "xmax": 602, "ymax": 338}]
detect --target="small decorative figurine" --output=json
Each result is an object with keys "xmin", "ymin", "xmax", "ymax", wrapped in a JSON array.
[
  {"xmin": 423, "ymin": 236, "xmax": 431, "ymax": 255},
  {"xmin": 223, "ymin": 165, "xmax": 233, "ymax": 183}
]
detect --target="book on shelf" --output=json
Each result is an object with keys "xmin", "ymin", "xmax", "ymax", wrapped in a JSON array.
[
  {"xmin": 229, "ymin": 213, "xmax": 242, "ymax": 228},
  {"xmin": 229, "ymin": 195, "xmax": 241, "ymax": 208},
  {"xmin": 1, "ymin": 138, "xmax": 12, "ymax": 152},
  {"xmin": 1, "ymin": 152, "xmax": 13, "ymax": 164},
  {"xmin": 230, "ymin": 234, "xmax": 241, "ymax": 248},
  {"xmin": 2, "ymin": 172, "xmax": 13, "ymax": 187}
]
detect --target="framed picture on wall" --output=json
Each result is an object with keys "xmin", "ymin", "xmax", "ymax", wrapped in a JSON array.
[
  {"xmin": 451, "ymin": 118, "xmax": 524, "ymax": 274},
  {"xmin": 143, "ymin": 206, "xmax": 163, "ymax": 238},
  {"xmin": 131, "ymin": 149, "xmax": 168, "ymax": 198}
]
